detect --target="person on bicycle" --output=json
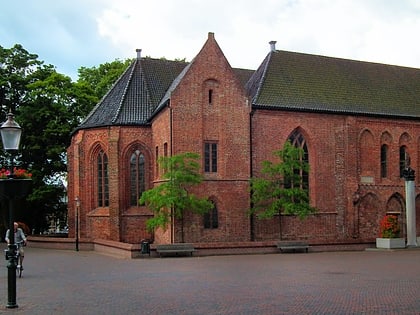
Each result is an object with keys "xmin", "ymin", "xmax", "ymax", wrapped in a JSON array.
[{"xmin": 5, "ymin": 222, "xmax": 27, "ymax": 268}]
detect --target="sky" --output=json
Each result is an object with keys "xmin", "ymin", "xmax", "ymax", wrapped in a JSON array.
[{"xmin": 1, "ymin": 0, "xmax": 419, "ymax": 81}]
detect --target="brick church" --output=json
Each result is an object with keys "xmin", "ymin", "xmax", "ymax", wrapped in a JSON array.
[{"xmin": 67, "ymin": 32, "xmax": 420, "ymax": 247}]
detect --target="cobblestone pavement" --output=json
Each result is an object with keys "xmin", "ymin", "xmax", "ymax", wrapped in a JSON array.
[{"xmin": 0, "ymin": 247, "xmax": 419, "ymax": 314}]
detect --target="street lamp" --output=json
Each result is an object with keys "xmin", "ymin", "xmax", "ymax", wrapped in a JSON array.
[
  {"xmin": 0, "ymin": 111, "xmax": 22, "ymax": 154},
  {"xmin": 0, "ymin": 110, "xmax": 22, "ymax": 309},
  {"xmin": 75, "ymin": 196, "xmax": 80, "ymax": 251}
]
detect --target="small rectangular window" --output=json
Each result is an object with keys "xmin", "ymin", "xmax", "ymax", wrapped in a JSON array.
[
  {"xmin": 208, "ymin": 89, "xmax": 213, "ymax": 104},
  {"xmin": 204, "ymin": 142, "xmax": 217, "ymax": 173}
]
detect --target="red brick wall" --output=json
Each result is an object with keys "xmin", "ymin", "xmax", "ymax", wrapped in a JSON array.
[
  {"xmin": 166, "ymin": 33, "xmax": 252, "ymax": 243},
  {"xmin": 68, "ymin": 126, "xmax": 156, "ymax": 243},
  {"xmin": 67, "ymin": 34, "xmax": 420, "ymax": 246},
  {"xmin": 251, "ymin": 111, "xmax": 420, "ymax": 243}
]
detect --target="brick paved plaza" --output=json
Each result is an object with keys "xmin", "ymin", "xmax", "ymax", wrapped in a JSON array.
[{"xmin": 1, "ymin": 247, "xmax": 419, "ymax": 314}]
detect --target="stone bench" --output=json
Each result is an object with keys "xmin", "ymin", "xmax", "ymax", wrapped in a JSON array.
[
  {"xmin": 156, "ymin": 243, "xmax": 196, "ymax": 257},
  {"xmin": 277, "ymin": 241, "xmax": 310, "ymax": 253}
]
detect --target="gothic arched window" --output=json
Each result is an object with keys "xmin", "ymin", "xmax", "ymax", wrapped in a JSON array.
[
  {"xmin": 288, "ymin": 130, "xmax": 309, "ymax": 190},
  {"xmin": 97, "ymin": 150, "xmax": 109, "ymax": 207},
  {"xmin": 204, "ymin": 201, "xmax": 218, "ymax": 229},
  {"xmin": 130, "ymin": 150, "xmax": 146, "ymax": 206},
  {"xmin": 381, "ymin": 144, "xmax": 388, "ymax": 178},
  {"xmin": 399, "ymin": 146, "xmax": 409, "ymax": 178}
]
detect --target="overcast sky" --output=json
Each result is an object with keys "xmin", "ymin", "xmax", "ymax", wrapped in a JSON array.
[{"xmin": 1, "ymin": 0, "xmax": 419, "ymax": 80}]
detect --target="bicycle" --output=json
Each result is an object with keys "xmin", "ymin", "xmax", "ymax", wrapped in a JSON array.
[
  {"xmin": 15, "ymin": 241, "xmax": 25, "ymax": 278},
  {"xmin": 4, "ymin": 241, "xmax": 25, "ymax": 278}
]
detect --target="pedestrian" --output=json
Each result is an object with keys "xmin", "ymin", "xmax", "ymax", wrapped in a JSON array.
[{"xmin": 5, "ymin": 222, "xmax": 27, "ymax": 268}]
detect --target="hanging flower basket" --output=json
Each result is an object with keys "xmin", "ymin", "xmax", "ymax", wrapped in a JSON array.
[{"xmin": 0, "ymin": 178, "xmax": 33, "ymax": 200}]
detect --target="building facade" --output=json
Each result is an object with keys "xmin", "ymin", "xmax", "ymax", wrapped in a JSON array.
[{"xmin": 67, "ymin": 33, "xmax": 420, "ymax": 246}]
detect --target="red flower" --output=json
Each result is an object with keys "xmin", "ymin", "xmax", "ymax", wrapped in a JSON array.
[
  {"xmin": 0, "ymin": 168, "xmax": 32, "ymax": 179},
  {"xmin": 380, "ymin": 215, "xmax": 400, "ymax": 238}
]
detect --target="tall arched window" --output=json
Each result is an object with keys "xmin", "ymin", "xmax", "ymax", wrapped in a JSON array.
[
  {"xmin": 130, "ymin": 150, "xmax": 145, "ymax": 206},
  {"xmin": 380, "ymin": 144, "xmax": 388, "ymax": 178},
  {"xmin": 204, "ymin": 201, "xmax": 218, "ymax": 229},
  {"xmin": 399, "ymin": 146, "xmax": 409, "ymax": 178},
  {"xmin": 288, "ymin": 130, "xmax": 309, "ymax": 189},
  {"xmin": 360, "ymin": 129, "xmax": 375, "ymax": 176},
  {"xmin": 97, "ymin": 150, "xmax": 109, "ymax": 207}
]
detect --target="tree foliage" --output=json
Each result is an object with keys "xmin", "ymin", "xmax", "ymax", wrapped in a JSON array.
[
  {"xmin": 0, "ymin": 44, "xmax": 105, "ymax": 233},
  {"xmin": 250, "ymin": 141, "xmax": 317, "ymax": 220},
  {"xmin": 77, "ymin": 59, "xmax": 132, "ymax": 100},
  {"xmin": 0, "ymin": 44, "xmax": 139, "ymax": 235},
  {"xmin": 139, "ymin": 152, "xmax": 213, "ymax": 232}
]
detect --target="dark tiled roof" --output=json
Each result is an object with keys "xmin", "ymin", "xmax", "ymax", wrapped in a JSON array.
[
  {"xmin": 77, "ymin": 49, "xmax": 420, "ymax": 134},
  {"xmin": 76, "ymin": 58, "xmax": 188, "ymax": 131},
  {"xmin": 155, "ymin": 61, "xmax": 193, "ymax": 114},
  {"xmin": 76, "ymin": 57, "xmax": 254, "ymax": 132},
  {"xmin": 247, "ymin": 50, "xmax": 420, "ymax": 118},
  {"xmin": 234, "ymin": 68, "xmax": 255, "ymax": 87}
]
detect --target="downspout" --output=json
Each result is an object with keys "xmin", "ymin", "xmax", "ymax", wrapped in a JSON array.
[
  {"xmin": 250, "ymin": 108, "xmax": 255, "ymax": 241},
  {"xmin": 169, "ymin": 101, "xmax": 174, "ymax": 244}
]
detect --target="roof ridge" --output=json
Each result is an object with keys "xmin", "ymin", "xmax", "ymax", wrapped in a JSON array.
[
  {"xmin": 111, "ymin": 58, "xmax": 139, "ymax": 123},
  {"xmin": 254, "ymin": 52, "xmax": 273, "ymax": 103},
  {"xmin": 278, "ymin": 49, "xmax": 420, "ymax": 70},
  {"xmin": 245, "ymin": 51, "xmax": 273, "ymax": 102},
  {"xmin": 79, "ymin": 59, "xmax": 137, "ymax": 126}
]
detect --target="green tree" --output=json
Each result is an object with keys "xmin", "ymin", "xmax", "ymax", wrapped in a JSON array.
[
  {"xmin": 250, "ymin": 141, "xmax": 317, "ymax": 221},
  {"xmin": 77, "ymin": 59, "xmax": 132, "ymax": 100},
  {"xmin": 19, "ymin": 70, "xmax": 91, "ymax": 232},
  {"xmin": 0, "ymin": 44, "xmax": 98, "ymax": 233},
  {"xmin": 139, "ymin": 152, "xmax": 213, "ymax": 240},
  {"xmin": 0, "ymin": 44, "xmax": 129, "ymax": 234}
]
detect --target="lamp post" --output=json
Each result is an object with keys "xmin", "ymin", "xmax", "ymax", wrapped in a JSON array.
[
  {"xmin": 0, "ymin": 110, "xmax": 22, "ymax": 309},
  {"xmin": 75, "ymin": 196, "xmax": 80, "ymax": 251}
]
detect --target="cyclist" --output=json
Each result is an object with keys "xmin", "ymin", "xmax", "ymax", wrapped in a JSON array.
[{"xmin": 5, "ymin": 222, "xmax": 27, "ymax": 269}]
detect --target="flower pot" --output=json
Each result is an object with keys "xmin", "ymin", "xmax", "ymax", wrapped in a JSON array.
[
  {"xmin": 376, "ymin": 237, "xmax": 406, "ymax": 249},
  {"xmin": 0, "ymin": 179, "xmax": 32, "ymax": 200}
]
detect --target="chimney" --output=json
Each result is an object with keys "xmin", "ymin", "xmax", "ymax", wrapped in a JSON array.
[
  {"xmin": 208, "ymin": 32, "xmax": 215, "ymax": 40},
  {"xmin": 136, "ymin": 48, "xmax": 142, "ymax": 59},
  {"xmin": 269, "ymin": 41, "xmax": 277, "ymax": 52}
]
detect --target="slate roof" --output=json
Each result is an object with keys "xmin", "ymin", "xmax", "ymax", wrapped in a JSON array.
[
  {"xmin": 77, "ymin": 57, "xmax": 189, "ymax": 130},
  {"xmin": 247, "ymin": 50, "xmax": 420, "ymax": 118},
  {"xmin": 76, "ymin": 57, "xmax": 254, "ymax": 132},
  {"xmin": 76, "ymin": 48, "xmax": 420, "ymax": 133}
]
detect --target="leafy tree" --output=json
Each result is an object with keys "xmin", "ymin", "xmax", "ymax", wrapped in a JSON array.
[
  {"xmin": 77, "ymin": 59, "xmax": 132, "ymax": 100},
  {"xmin": 0, "ymin": 44, "xmax": 131, "ymax": 235},
  {"xmin": 139, "ymin": 152, "xmax": 213, "ymax": 240},
  {"xmin": 18, "ymin": 70, "xmax": 90, "ymax": 232},
  {"xmin": 250, "ymin": 141, "xmax": 317, "ymax": 221},
  {"xmin": 0, "ymin": 44, "xmax": 98, "ymax": 234}
]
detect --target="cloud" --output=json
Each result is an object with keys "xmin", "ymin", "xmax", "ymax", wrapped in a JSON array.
[
  {"xmin": 0, "ymin": 0, "xmax": 121, "ymax": 78},
  {"xmin": 1, "ymin": 0, "xmax": 419, "ymax": 80},
  {"xmin": 96, "ymin": 0, "xmax": 420, "ymax": 70}
]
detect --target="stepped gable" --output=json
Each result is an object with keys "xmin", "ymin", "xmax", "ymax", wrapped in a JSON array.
[{"xmin": 247, "ymin": 47, "xmax": 420, "ymax": 118}]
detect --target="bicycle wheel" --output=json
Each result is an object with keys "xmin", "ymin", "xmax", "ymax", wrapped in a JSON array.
[{"xmin": 16, "ymin": 252, "xmax": 22, "ymax": 278}]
